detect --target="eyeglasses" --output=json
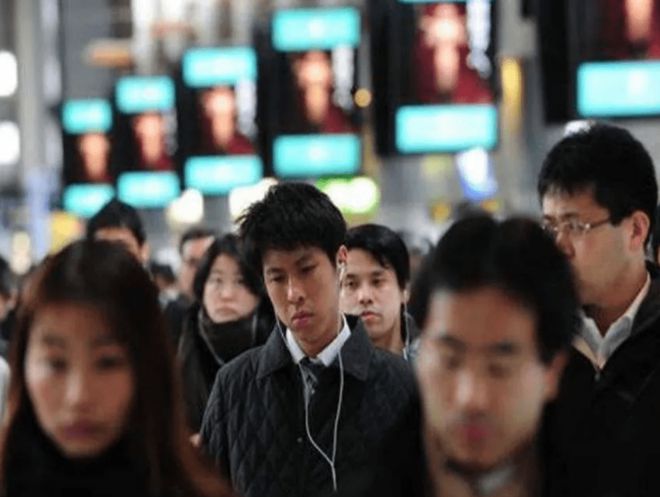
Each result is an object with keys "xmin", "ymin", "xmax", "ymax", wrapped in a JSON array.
[{"xmin": 541, "ymin": 217, "xmax": 611, "ymax": 238}]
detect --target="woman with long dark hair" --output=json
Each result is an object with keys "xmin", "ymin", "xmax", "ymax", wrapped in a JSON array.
[
  {"xmin": 177, "ymin": 233, "xmax": 273, "ymax": 432},
  {"xmin": 0, "ymin": 240, "xmax": 232, "ymax": 497}
]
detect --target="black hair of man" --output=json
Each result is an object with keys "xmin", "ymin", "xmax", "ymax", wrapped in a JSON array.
[
  {"xmin": 192, "ymin": 234, "xmax": 264, "ymax": 302},
  {"xmin": 178, "ymin": 226, "xmax": 217, "ymax": 256},
  {"xmin": 86, "ymin": 198, "xmax": 146, "ymax": 246},
  {"xmin": 430, "ymin": 215, "xmax": 579, "ymax": 364},
  {"xmin": 345, "ymin": 224, "xmax": 410, "ymax": 290},
  {"xmin": 237, "ymin": 182, "xmax": 347, "ymax": 274},
  {"xmin": 537, "ymin": 122, "xmax": 658, "ymax": 243}
]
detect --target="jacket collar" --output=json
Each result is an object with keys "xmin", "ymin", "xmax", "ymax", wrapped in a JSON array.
[
  {"xmin": 256, "ymin": 314, "xmax": 373, "ymax": 381},
  {"xmin": 631, "ymin": 263, "xmax": 660, "ymax": 338}
]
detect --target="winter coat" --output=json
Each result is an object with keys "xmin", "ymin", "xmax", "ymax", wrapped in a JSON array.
[
  {"xmin": 200, "ymin": 315, "xmax": 423, "ymax": 497},
  {"xmin": 177, "ymin": 302, "xmax": 272, "ymax": 432},
  {"xmin": 544, "ymin": 271, "xmax": 660, "ymax": 497}
]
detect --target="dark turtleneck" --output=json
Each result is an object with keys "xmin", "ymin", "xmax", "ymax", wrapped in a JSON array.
[{"xmin": 5, "ymin": 413, "xmax": 152, "ymax": 497}]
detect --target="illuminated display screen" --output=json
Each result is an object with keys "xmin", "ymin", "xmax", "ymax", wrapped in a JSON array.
[
  {"xmin": 61, "ymin": 99, "xmax": 114, "ymax": 187},
  {"xmin": 262, "ymin": 7, "xmax": 363, "ymax": 178},
  {"xmin": 184, "ymin": 156, "xmax": 263, "ymax": 195},
  {"xmin": 272, "ymin": 8, "xmax": 361, "ymax": 51},
  {"xmin": 370, "ymin": 0, "xmax": 498, "ymax": 155},
  {"xmin": 573, "ymin": 0, "xmax": 660, "ymax": 118},
  {"xmin": 273, "ymin": 134, "xmax": 360, "ymax": 177},
  {"xmin": 117, "ymin": 171, "xmax": 180, "ymax": 209},
  {"xmin": 183, "ymin": 47, "xmax": 257, "ymax": 88},
  {"xmin": 113, "ymin": 74, "xmax": 180, "ymax": 208},
  {"xmin": 180, "ymin": 46, "xmax": 262, "ymax": 194},
  {"xmin": 62, "ymin": 100, "xmax": 112, "ymax": 134},
  {"xmin": 116, "ymin": 76, "xmax": 175, "ymax": 114},
  {"xmin": 62, "ymin": 184, "xmax": 115, "ymax": 218}
]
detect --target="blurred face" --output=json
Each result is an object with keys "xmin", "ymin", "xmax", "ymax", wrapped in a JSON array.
[
  {"xmin": 179, "ymin": 236, "xmax": 214, "ymax": 299},
  {"xmin": 94, "ymin": 227, "xmax": 145, "ymax": 263},
  {"xmin": 203, "ymin": 254, "xmax": 259, "ymax": 324},
  {"xmin": 78, "ymin": 133, "xmax": 110, "ymax": 180},
  {"xmin": 263, "ymin": 245, "xmax": 346, "ymax": 356},
  {"xmin": 417, "ymin": 287, "xmax": 563, "ymax": 472},
  {"xmin": 340, "ymin": 249, "xmax": 406, "ymax": 351},
  {"xmin": 541, "ymin": 189, "xmax": 640, "ymax": 306},
  {"xmin": 25, "ymin": 303, "xmax": 134, "ymax": 459}
]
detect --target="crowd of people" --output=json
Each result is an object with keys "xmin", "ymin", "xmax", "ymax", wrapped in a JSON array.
[{"xmin": 0, "ymin": 121, "xmax": 658, "ymax": 496}]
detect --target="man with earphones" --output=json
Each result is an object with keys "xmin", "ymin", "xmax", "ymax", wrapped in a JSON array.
[
  {"xmin": 200, "ymin": 182, "xmax": 423, "ymax": 497},
  {"xmin": 339, "ymin": 224, "xmax": 420, "ymax": 362}
]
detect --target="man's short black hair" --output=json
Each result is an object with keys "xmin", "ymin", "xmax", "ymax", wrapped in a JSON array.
[
  {"xmin": 537, "ymin": 123, "xmax": 658, "ymax": 243},
  {"xmin": 178, "ymin": 226, "xmax": 216, "ymax": 255},
  {"xmin": 345, "ymin": 224, "xmax": 410, "ymax": 290},
  {"xmin": 430, "ymin": 215, "xmax": 579, "ymax": 364},
  {"xmin": 238, "ymin": 182, "xmax": 346, "ymax": 274},
  {"xmin": 86, "ymin": 199, "xmax": 146, "ymax": 246}
]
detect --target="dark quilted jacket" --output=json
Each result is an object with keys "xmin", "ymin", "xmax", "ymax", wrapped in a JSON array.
[
  {"xmin": 543, "ymin": 268, "xmax": 660, "ymax": 497},
  {"xmin": 200, "ymin": 315, "xmax": 423, "ymax": 497}
]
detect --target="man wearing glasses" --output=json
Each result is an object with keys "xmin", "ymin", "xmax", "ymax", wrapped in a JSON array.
[{"xmin": 538, "ymin": 123, "xmax": 660, "ymax": 497}]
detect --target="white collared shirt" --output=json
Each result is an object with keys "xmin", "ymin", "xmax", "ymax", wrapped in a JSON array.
[
  {"xmin": 285, "ymin": 314, "xmax": 351, "ymax": 366},
  {"xmin": 579, "ymin": 273, "xmax": 651, "ymax": 368}
]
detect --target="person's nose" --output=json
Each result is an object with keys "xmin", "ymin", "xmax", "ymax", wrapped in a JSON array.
[
  {"xmin": 554, "ymin": 229, "xmax": 575, "ymax": 258},
  {"xmin": 286, "ymin": 276, "xmax": 304, "ymax": 304},
  {"xmin": 64, "ymin": 369, "xmax": 94, "ymax": 411},
  {"xmin": 357, "ymin": 283, "xmax": 374, "ymax": 306},
  {"xmin": 455, "ymin": 369, "xmax": 489, "ymax": 414}
]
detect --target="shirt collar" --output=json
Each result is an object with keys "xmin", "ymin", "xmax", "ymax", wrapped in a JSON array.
[
  {"xmin": 578, "ymin": 272, "xmax": 651, "ymax": 367},
  {"xmin": 285, "ymin": 314, "xmax": 351, "ymax": 366}
]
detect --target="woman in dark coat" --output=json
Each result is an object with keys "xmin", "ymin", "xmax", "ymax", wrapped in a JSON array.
[
  {"xmin": 0, "ymin": 240, "xmax": 232, "ymax": 497},
  {"xmin": 177, "ymin": 234, "xmax": 273, "ymax": 432}
]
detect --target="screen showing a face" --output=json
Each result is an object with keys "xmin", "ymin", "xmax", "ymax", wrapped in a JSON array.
[
  {"xmin": 113, "ymin": 76, "xmax": 181, "ymax": 208},
  {"xmin": 179, "ymin": 47, "xmax": 263, "ymax": 195},
  {"xmin": 594, "ymin": 0, "xmax": 660, "ymax": 61},
  {"xmin": 412, "ymin": 2, "xmax": 494, "ymax": 105},
  {"xmin": 114, "ymin": 76, "xmax": 177, "ymax": 173},
  {"xmin": 374, "ymin": 0, "xmax": 498, "ymax": 155},
  {"xmin": 61, "ymin": 99, "xmax": 114, "ymax": 185},
  {"xmin": 263, "ymin": 7, "xmax": 362, "ymax": 178},
  {"xmin": 574, "ymin": 0, "xmax": 660, "ymax": 117}
]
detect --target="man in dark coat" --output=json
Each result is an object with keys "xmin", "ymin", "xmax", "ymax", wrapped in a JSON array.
[
  {"xmin": 417, "ymin": 216, "xmax": 576, "ymax": 497},
  {"xmin": 538, "ymin": 123, "xmax": 660, "ymax": 497},
  {"xmin": 200, "ymin": 182, "xmax": 422, "ymax": 497}
]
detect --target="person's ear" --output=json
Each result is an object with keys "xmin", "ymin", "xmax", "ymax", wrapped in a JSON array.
[{"xmin": 628, "ymin": 210, "xmax": 650, "ymax": 252}]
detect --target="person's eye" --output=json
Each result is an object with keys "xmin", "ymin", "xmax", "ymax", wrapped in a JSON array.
[
  {"xmin": 372, "ymin": 278, "xmax": 384, "ymax": 287},
  {"xmin": 439, "ymin": 352, "xmax": 461, "ymax": 372},
  {"xmin": 567, "ymin": 220, "xmax": 583, "ymax": 233},
  {"xmin": 268, "ymin": 275, "xmax": 285, "ymax": 284},
  {"xmin": 45, "ymin": 357, "xmax": 67, "ymax": 373},
  {"xmin": 301, "ymin": 265, "xmax": 316, "ymax": 274},
  {"xmin": 96, "ymin": 354, "xmax": 129, "ymax": 371}
]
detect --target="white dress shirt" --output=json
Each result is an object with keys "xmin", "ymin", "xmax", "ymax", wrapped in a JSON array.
[
  {"xmin": 285, "ymin": 314, "xmax": 351, "ymax": 366},
  {"xmin": 578, "ymin": 273, "xmax": 650, "ymax": 368}
]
